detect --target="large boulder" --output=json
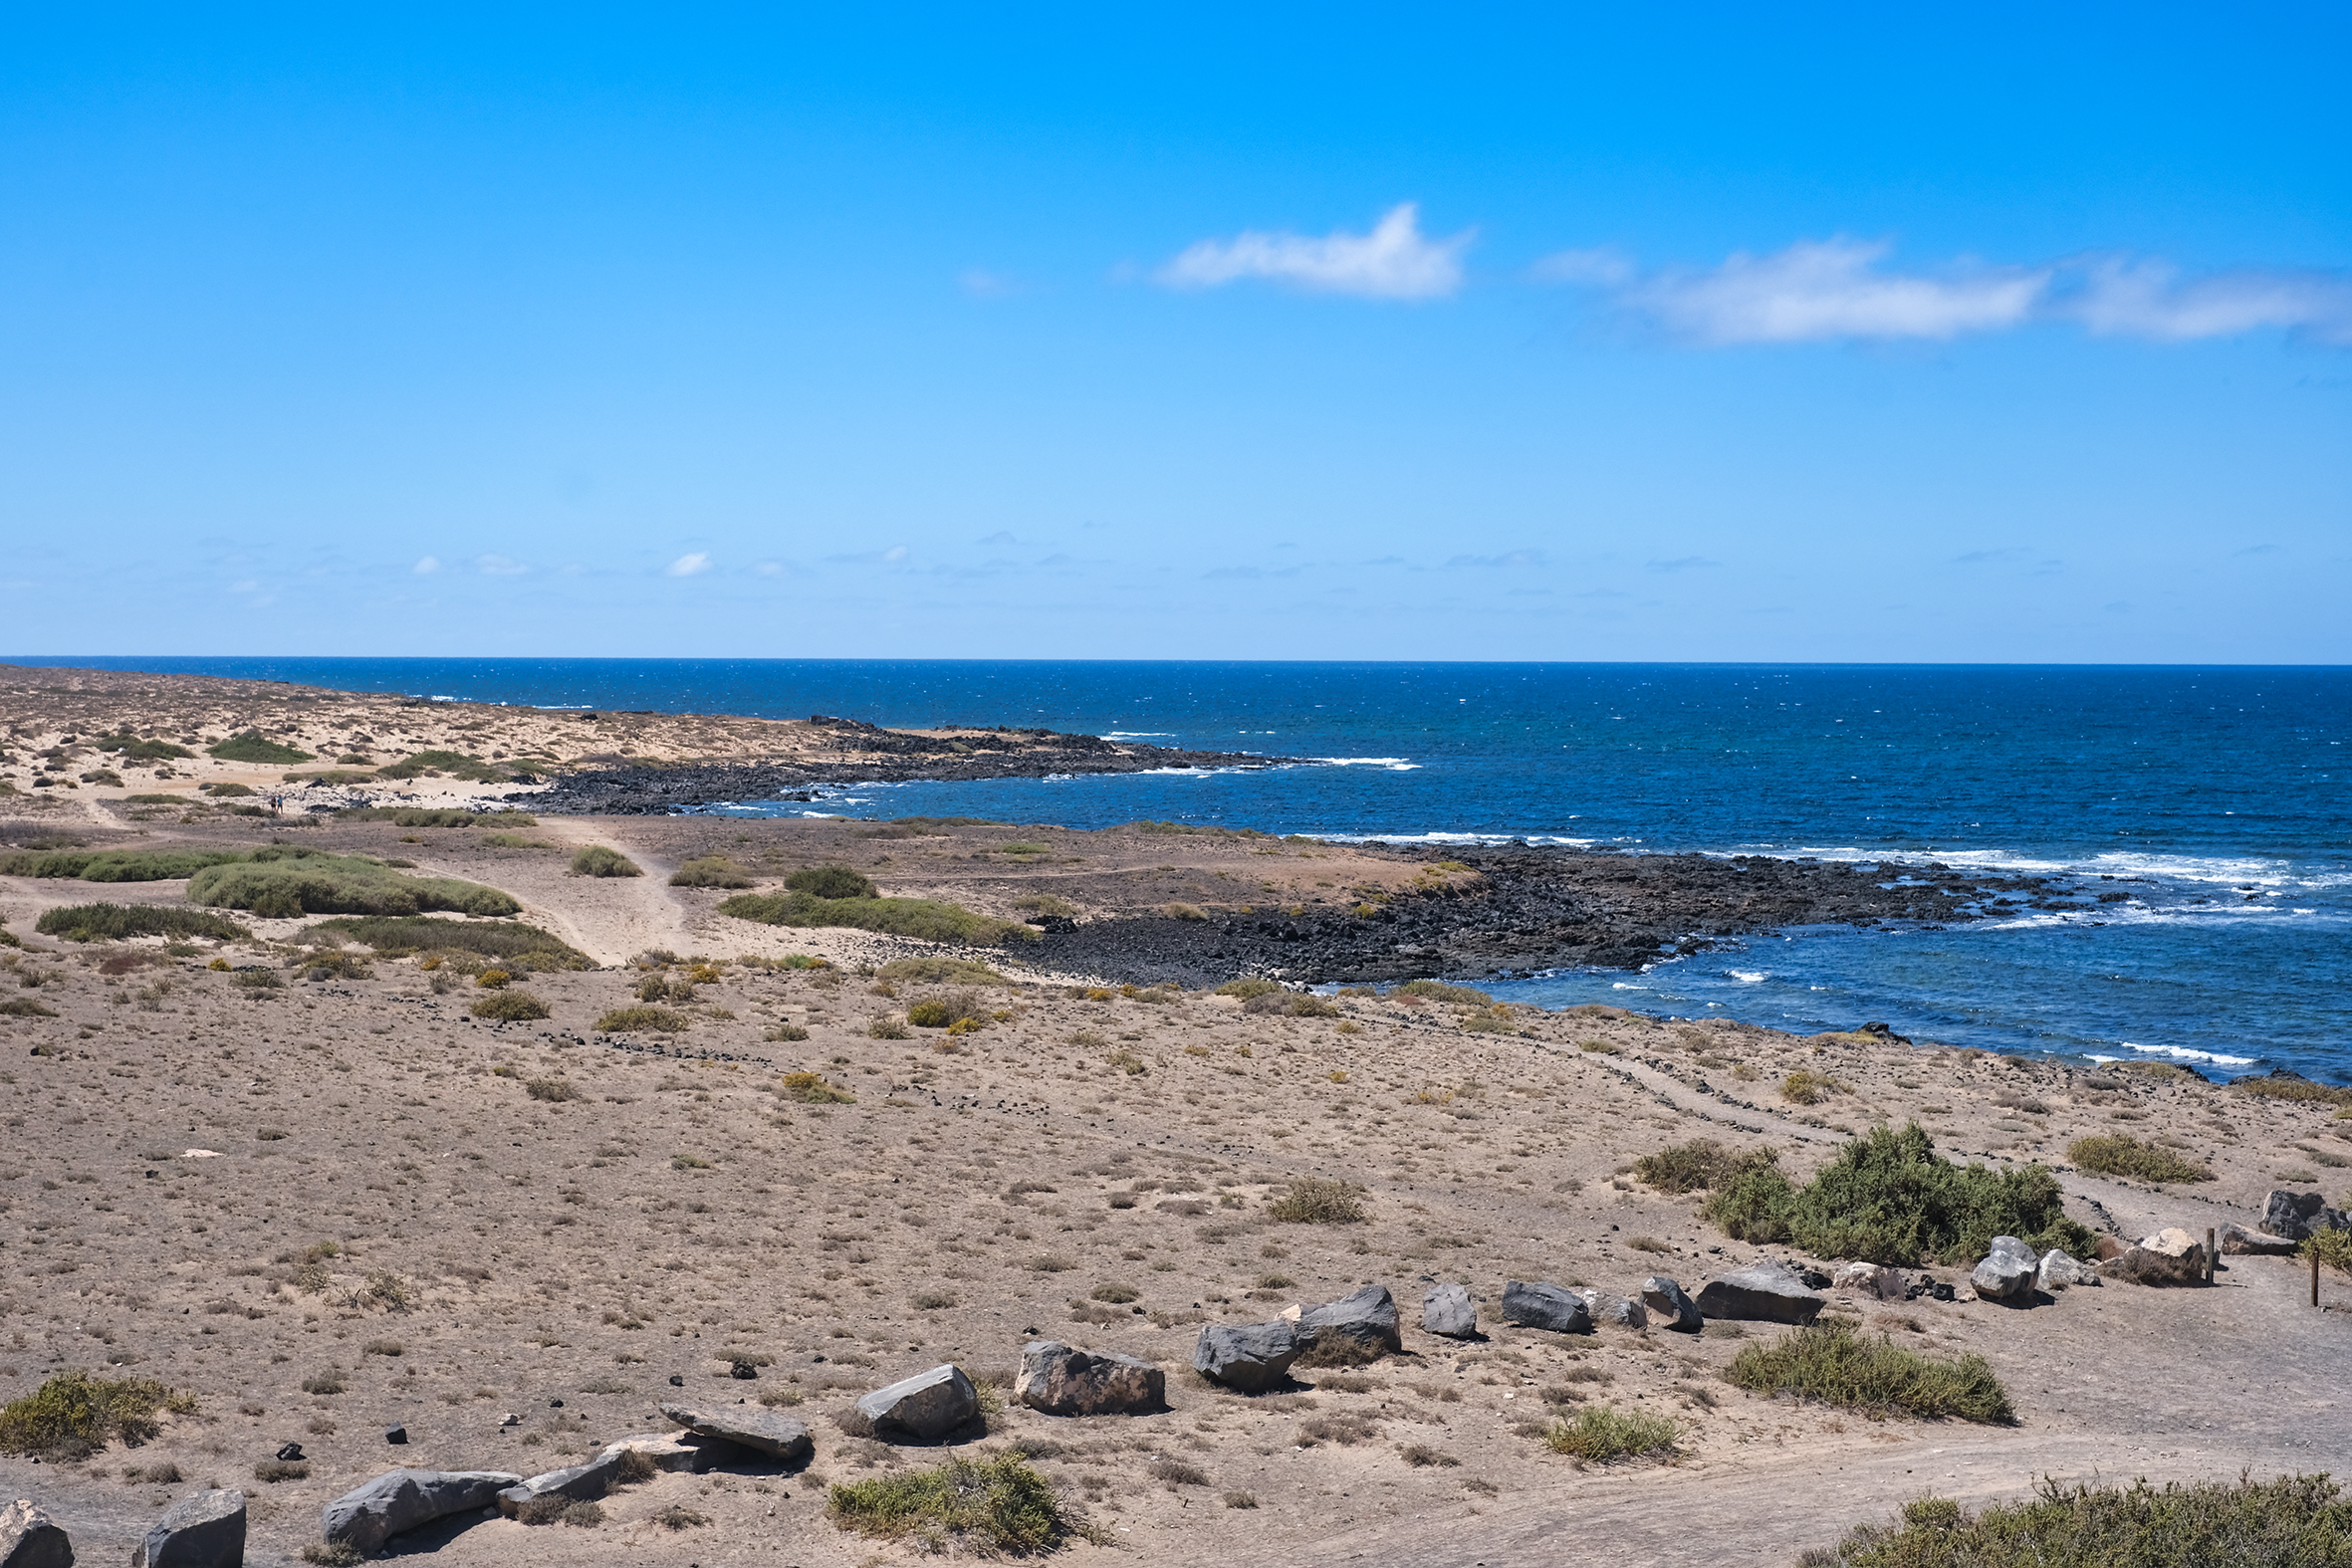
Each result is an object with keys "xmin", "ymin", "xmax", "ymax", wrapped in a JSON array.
[
  {"xmin": 1192, "ymin": 1320, "xmax": 1302, "ymax": 1393},
  {"xmin": 1695, "ymin": 1260, "xmax": 1824, "ymax": 1324},
  {"xmin": 0, "ymin": 1499, "xmax": 73, "ymax": 1568},
  {"xmin": 2222, "ymin": 1223, "xmax": 2298, "ymax": 1256},
  {"xmin": 132, "ymin": 1490, "xmax": 244, "ymax": 1568},
  {"xmin": 1831, "ymin": 1261, "xmax": 1909, "ymax": 1301},
  {"xmin": 2104, "ymin": 1227, "xmax": 2210, "ymax": 1286},
  {"xmin": 2265, "ymin": 1190, "xmax": 2349, "ymax": 1243},
  {"xmin": 658, "ymin": 1402, "xmax": 815, "ymax": 1462},
  {"xmin": 1015, "ymin": 1341, "xmax": 1164, "ymax": 1416},
  {"xmin": 598, "ymin": 1433, "xmax": 733, "ymax": 1473},
  {"xmin": 497, "ymin": 1452, "xmax": 630, "ymax": 1518},
  {"xmin": 855, "ymin": 1365, "xmax": 980, "ymax": 1441},
  {"xmin": 1420, "ymin": 1282, "xmax": 1477, "ymax": 1339},
  {"xmin": 1971, "ymin": 1235, "xmax": 2038, "ymax": 1301},
  {"xmin": 1298, "ymin": 1284, "xmax": 1402, "ymax": 1360},
  {"xmin": 1499, "ymin": 1280, "xmax": 1591, "ymax": 1334},
  {"xmin": 325, "ymin": 1469, "xmax": 523, "ymax": 1553},
  {"xmin": 2036, "ymin": 1249, "xmax": 2100, "ymax": 1290},
  {"xmin": 1640, "ymin": 1275, "xmax": 1703, "ymax": 1333},
  {"xmin": 1578, "ymin": 1290, "xmax": 1649, "ymax": 1329}
]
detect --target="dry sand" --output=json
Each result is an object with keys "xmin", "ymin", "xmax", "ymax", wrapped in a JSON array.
[{"xmin": 5, "ymin": 804, "xmax": 2352, "ymax": 1567}]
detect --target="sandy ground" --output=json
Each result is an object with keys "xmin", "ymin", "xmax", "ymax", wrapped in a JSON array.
[{"xmin": 5, "ymin": 806, "xmax": 2352, "ymax": 1567}]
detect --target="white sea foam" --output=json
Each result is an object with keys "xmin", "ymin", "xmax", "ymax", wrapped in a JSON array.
[
  {"xmin": 1318, "ymin": 830, "xmax": 1599, "ymax": 847},
  {"xmin": 2117, "ymin": 1041, "xmax": 2259, "ymax": 1067},
  {"xmin": 1727, "ymin": 970, "xmax": 1767, "ymax": 984},
  {"xmin": 1103, "ymin": 732, "xmax": 1173, "ymax": 739},
  {"xmin": 1311, "ymin": 757, "xmax": 1422, "ymax": 770}
]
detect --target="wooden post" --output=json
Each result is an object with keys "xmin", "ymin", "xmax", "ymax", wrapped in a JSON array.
[
  {"xmin": 2207, "ymin": 1228, "xmax": 2216, "ymax": 1284},
  {"xmin": 2315, "ymin": 1247, "xmax": 2322, "ymax": 1308}
]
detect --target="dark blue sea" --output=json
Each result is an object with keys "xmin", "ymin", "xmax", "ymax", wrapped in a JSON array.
[{"xmin": 16, "ymin": 657, "xmax": 2348, "ymax": 1080}]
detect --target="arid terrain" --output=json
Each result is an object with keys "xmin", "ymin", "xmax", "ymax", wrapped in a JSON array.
[{"xmin": 5, "ymin": 791, "xmax": 2352, "ymax": 1567}]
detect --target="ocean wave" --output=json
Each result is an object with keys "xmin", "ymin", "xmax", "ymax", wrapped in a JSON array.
[
  {"xmin": 1311, "ymin": 757, "xmax": 1422, "ymax": 770},
  {"xmin": 1317, "ymin": 830, "xmax": 1600, "ymax": 847},
  {"xmin": 2117, "ymin": 1041, "xmax": 2259, "ymax": 1067},
  {"xmin": 1726, "ymin": 970, "xmax": 1767, "ymax": 984},
  {"xmin": 1714, "ymin": 842, "xmax": 2347, "ymax": 893},
  {"xmin": 1103, "ymin": 732, "xmax": 1173, "ymax": 739}
]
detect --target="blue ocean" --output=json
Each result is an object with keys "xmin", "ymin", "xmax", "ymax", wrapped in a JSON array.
[{"xmin": 19, "ymin": 657, "xmax": 2348, "ymax": 1080}]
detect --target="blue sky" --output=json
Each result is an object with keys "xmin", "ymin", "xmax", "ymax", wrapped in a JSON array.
[{"xmin": 3, "ymin": 5, "xmax": 2346, "ymax": 662}]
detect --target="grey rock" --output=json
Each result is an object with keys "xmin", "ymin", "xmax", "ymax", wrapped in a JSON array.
[
  {"xmin": 658, "ymin": 1402, "xmax": 815, "ymax": 1462},
  {"xmin": 1192, "ymin": 1320, "xmax": 1302, "ymax": 1393},
  {"xmin": 1831, "ymin": 1261, "xmax": 1908, "ymax": 1301},
  {"xmin": 0, "ymin": 1498, "xmax": 73, "ymax": 1568},
  {"xmin": 2036, "ymin": 1249, "xmax": 2100, "ymax": 1290},
  {"xmin": 1420, "ymin": 1282, "xmax": 1477, "ymax": 1339},
  {"xmin": 1920, "ymin": 1275, "xmax": 1956, "ymax": 1302},
  {"xmin": 1639, "ymin": 1275, "xmax": 1703, "ymax": 1332},
  {"xmin": 132, "ymin": 1489, "xmax": 244, "ymax": 1568},
  {"xmin": 1297, "ymin": 1284, "xmax": 1402, "ymax": 1359},
  {"xmin": 2102, "ymin": 1227, "xmax": 2210, "ymax": 1286},
  {"xmin": 1015, "ymin": 1341, "xmax": 1165, "ymax": 1416},
  {"xmin": 325, "ymin": 1469, "xmax": 524, "ymax": 1551},
  {"xmin": 1578, "ymin": 1289, "xmax": 1649, "ymax": 1329},
  {"xmin": 2222, "ymin": 1223, "xmax": 2298, "ymax": 1256},
  {"xmin": 273, "ymin": 1444, "xmax": 303, "ymax": 1463},
  {"xmin": 1695, "ymin": 1260, "xmax": 1825, "ymax": 1324},
  {"xmin": 1498, "ymin": 1280, "xmax": 1592, "ymax": 1334},
  {"xmin": 1971, "ymin": 1235, "xmax": 2038, "ymax": 1301},
  {"xmin": 382, "ymin": 1424, "xmax": 407, "ymax": 1445},
  {"xmin": 2264, "ymin": 1190, "xmax": 2349, "ymax": 1243},
  {"xmin": 598, "ymin": 1433, "xmax": 733, "ymax": 1473},
  {"xmin": 854, "ymin": 1365, "xmax": 980, "ymax": 1441}
]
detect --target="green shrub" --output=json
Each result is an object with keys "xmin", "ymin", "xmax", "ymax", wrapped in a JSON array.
[
  {"xmin": 1243, "ymin": 990, "xmax": 1339, "ymax": 1017},
  {"xmin": 474, "ymin": 991, "xmax": 553, "ymax": 1023},
  {"xmin": 2303, "ymin": 1229, "xmax": 2352, "ymax": 1278},
  {"xmin": 1393, "ymin": 979, "xmax": 1494, "ymax": 1007},
  {"xmin": 374, "ymin": 750, "xmax": 508, "ymax": 783},
  {"xmin": 208, "ymin": 731, "xmax": 314, "ymax": 764},
  {"xmin": 777, "ymin": 1070, "xmax": 853, "ymax": 1104},
  {"xmin": 1268, "ymin": 1177, "xmax": 1368, "ymax": 1224},
  {"xmin": 1725, "ymin": 1320, "xmax": 2013, "ymax": 1423},
  {"xmin": 189, "ymin": 850, "xmax": 520, "ymax": 917},
  {"xmin": 669, "ymin": 855, "xmax": 754, "ymax": 889},
  {"xmin": 302, "ymin": 916, "xmax": 588, "ymax": 969},
  {"xmin": 1013, "ymin": 892, "xmax": 1075, "ymax": 918},
  {"xmin": 1542, "ymin": 1407, "xmax": 1678, "ymax": 1464},
  {"xmin": 1214, "ymin": 978, "xmax": 1282, "ymax": 1001},
  {"xmin": 1702, "ymin": 1123, "xmax": 2092, "ymax": 1266},
  {"xmin": 1635, "ymin": 1139, "xmax": 1752, "ymax": 1194},
  {"xmin": 718, "ymin": 891, "xmax": 1037, "ymax": 947},
  {"xmin": 0, "ymin": 998, "xmax": 59, "ymax": 1017},
  {"xmin": 200, "ymin": 782, "xmax": 256, "ymax": 797},
  {"xmin": 76, "ymin": 849, "xmax": 253, "ymax": 882},
  {"xmin": 569, "ymin": 845, "xmax": 642, "ymax": 878},
  {"xmin": 2231, "ymin": 1074, "xmax": 2352, "ymax": 1107},
  {"xmin": 786, "ymin": 864, "xmax": 877, "ymax": 900},
  {"xmin": 35, "ymin": 904, "xmax": 248, "ymax": 943},
  {"xmin": 524, "ymin": 1076, "xmax": 578, "ymax": 1101},
  {"xmin": 1806, "ymin": 1473, "xmax": 2352, "ymax": 1567},
  {"xmin": 335, "ymin": 807, "xmax": 537, "ymax": 827},
  {"xmin": 95, "ymin": 734, "xmax": 195, "ymax": 761},
  {"xmin": 828, "ymin": 1453, "xmax": 1067, "ymax": 1553},
  {"xmin": 596, "ymin": 1006, "xmax": 691, "ymax": 1033},
  {"xmin": 0, "ymin": 1371, "xmax": 195, "ymax": 1457},
  {"xmin": 878, "ymin": 956, "xmax": 1007, "ymax": 986},
  {"xmin": 2068, "ymin": 1133, "xmax": 2216, "ymax": 1184}
]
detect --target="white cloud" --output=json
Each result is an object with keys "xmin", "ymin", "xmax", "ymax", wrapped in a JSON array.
[
  {"xmin": 1538, "ymin": 235, "xmax": 2352, "ymax": 348},
  {"xmin": 1621, "ymin": 239, "xmax": 2046, "ymax": 343},
  {"xmin": 412, "ymin": 556, "xmax": 441, "ymax": 574},
  {"xmin": 1157, "ymin": 203, "xmax": 1471, "ymax": 300},
  {"xmin": 667, "ymin": 552, "xmax": 711, "ymax": 577},
  {"xmin": 476, "ymin": 554, "xmax": 529, "ymax": 576}
]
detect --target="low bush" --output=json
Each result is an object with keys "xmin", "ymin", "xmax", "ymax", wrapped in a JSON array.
[
  {"xmin": 1782, "ymin": 1068, "xmax": 1839, "ymax": 1105},
  {"xmin": 1013, "ymin": 892, "xmax": 1075, "ymax": 918},
  {"xmin": 1725, "ymin": 1320, "xmax": 2012, "ymax": 1423},
  {"xmin": 669, "ymin": 855, "xmax": 755, "ymax": 889},
  {"xmin": 2230, "ymin": 1074, "xmax": 2352, "ymax": 1108},
  {"xmin": 336, "ymin": 807, "xmax": 534, "ymax": 827},
  {"xmin": 777, "ymin": 1070, "xmax": 853, "ymax": 1104},
  {"xmin": 719, "ymin": 890, "xmax": 1038, "ymax": 947},
  {"xmin": 878, "ymin": 956, "xmax": 1006, "ymax": 986},
  {"xmin": 1702, "ymin": 1122, "xmax": 2093, "ymax": 1267},
  {"xmin": 1244, "ymin": 990, "xmax": 1340, "ymax": 1017},
  {"xmin": 35, "ymin": 904, "xmax": 248, "ymax": 943},
  {"xmin": 1268, "ymin": 1177, "xmax": 1368, "ymax": 1225},
  {"xmin": 190, "ymin": 849, "xmax": 519, "ymax": 918},
  {"xmin": 1542, "ymin": 1407, "xmax": 1678, "ymax": 1464},
  {"xmin": 787, "ymin": 864, "xmax": 877, "ymax": 900},
  {"xmin": 1393, "ymin": 979, "xmax": 1494, "ymax": 1007},
  {"xmin": 2067, "ymin": 1132, "xmax": 2216, "ymax": 1184},
  {"xmin": 0, "ymin": 848, "xmax": 250, "ymax": 881},
  {"xmin": 907, "ymin": 990, "xmax": 990, "ymax": 1028},
  {"xmin": 1214, "ymin": 978, "xmax": 1282, "ymax": 1001},
  {"xmin": 374, "ymin": 750, "xmax": 508, "ymax": 783},
  {"xmin": 1635, "ymin": 1139, "xmax": 1753, "ymax": 1194},
  {"xmin": 0, "ymin": 998, "xmax": 58, "ymax": 1017},
  {"xmin": 303, "ymin": 915, "xmax": 589, "ymax": 969},
  {"xmin": 208, "ymin": 731, "xmax": 313, "ymax": 764},
  {"xmin": 1804, "ymin": 1472, "xmax": 2352, "ymax": 1567},
  {"xmin": 827, "ymin": 1453, "xmax": 1067, "ymax": 1553},
  {"xmin": 254, "ymin": 1458, "xmax": 310, "ymax": 1482},
  {"xmin": 595, "ymin": 1007, "xmax": 690, "ymax": 1033},
  {"xmin": 569, "ymin": 845, "xmax": 642, "ymax": 878},
  {"xmin": 0, "ymin": 1371, "xmax": 195, "ymax": 1457},
  {"xmin": 474, "ymin": 992, "xmax": 553, "ymax": 1023},
  {"xmin": 95, "ymin": 733, "xmax": 194, "ymax": 761}
]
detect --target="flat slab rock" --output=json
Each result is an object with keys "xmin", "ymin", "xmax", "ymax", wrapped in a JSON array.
[
  {"xmin": 856, "ymin": 1365, "xmax": 981, "ymax": 1441},
  {"xmin": 1016, "ymin": 1340, "xmax": 1166, "ymax": 1416},
  {"xmin": 325, "ymin": 1469, "xmax": 523, "ymax": 1552},
  {"xmin": 2223, "ymin": 1223, "xmax": 2298, "ymax": 1256},
  {"xmin": 1499, "ymin": 1280, "xmax": 1591, "ymax": 1334},
  {"xmin": 0, "ymin": 1499, "xmax": 73, "ymax": 1568},
  {"xmin": 133, "ymin": 1488, "xmax": 245, "ymax": 1568},
  {"xmin": 1579, "ymin": 1289, "xmax": 1649, "ymax": 1329},
  {"xmin": 1193, "ymin": 1319, "xmax": 1302, "ymax": 1392},
  {"xmin": 1695, "ymin": 1260, "xmax": 1825, "ymax": 1324},
  {"xmin": 659, "ymin": 1402, "xmax": 815, "ymax": 1461}
]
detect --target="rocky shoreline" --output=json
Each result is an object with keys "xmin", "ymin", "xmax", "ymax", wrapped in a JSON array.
[
  {"xmin": 1037, "ymin": 845, "xmax": 2125, "ymax": 985},
  {"xmin": 525, "ymin": 716, "xmax": 1290, "ymax": 813}
]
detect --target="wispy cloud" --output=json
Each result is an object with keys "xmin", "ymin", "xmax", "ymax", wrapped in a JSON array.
[
  {"xmin": 1537, "ymin": 236, "xmax": 2352, "ymax": 347},
  {"xmin": 825, "ymin": 545, "xmax": 910, "ymax": 565},
  {"xmin": 666, "ymin": 552, "xmax": 711, "ymax": 577},
  {"xmin": 412, "ymin": 556, "xmax": 441, "ymax": 575},
  {"xmin": 476, "ymin": 554, "xmax": 529, "ymax": 576},
  {"xmin": 1646, "ymin": 556, "xmax": 1719, "ymax": 572},
  {"xmin": 1158, "ymin": 203, "xmax": 1471, "ymax": 300},
  {"xmin": 1443, "ymin": 549, "xmax": 1546, "ymax": 568}
]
